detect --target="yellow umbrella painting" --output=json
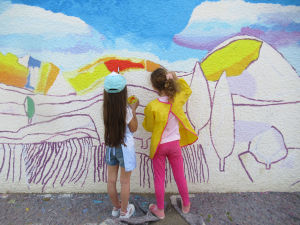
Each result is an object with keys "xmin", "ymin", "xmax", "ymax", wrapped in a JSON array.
[{"xmin": 201, "ymin": 39, "xmax": 262, "ymax": 81}]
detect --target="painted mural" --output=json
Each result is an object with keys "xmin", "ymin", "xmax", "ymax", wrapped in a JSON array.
[{"xmin": 0, "ymin": 0, "xmax": 299, "ymax": 193}]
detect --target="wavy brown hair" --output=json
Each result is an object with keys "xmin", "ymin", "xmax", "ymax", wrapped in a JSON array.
[
  {"xmin": 151, "ymin": 68, "xmax": 179, "ymax": 101},
  {"xmin": 103, "ymin": 87, "xmax": 127, "ymax": 147}
]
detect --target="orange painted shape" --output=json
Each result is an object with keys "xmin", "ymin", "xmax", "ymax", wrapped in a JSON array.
[
  {"xmin": 0, "ymin": 70, "xmax": 27, "ymax": 88},
  {"xmin": 44, "ymin": 63, "xmax": 60, "ymax": 94},
  {"xmin": 0, "ymin": 53, "xmax": 28, "ymax": 88},
  {"xmin": 146, "ymin": 60, "xmax": 161, "ymax": 72},
  {"xmin": 104, "ymin": 59, "xmax": 144, "ymax": 72}
]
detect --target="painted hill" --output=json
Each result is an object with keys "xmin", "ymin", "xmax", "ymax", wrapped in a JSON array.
[
  {"xmin": 200, "ymin": 36, "xmax": 300, "ymax": 101},
  {"xmin": 63, "ymin": 55, "xmax": 161, "ymax": 95}
]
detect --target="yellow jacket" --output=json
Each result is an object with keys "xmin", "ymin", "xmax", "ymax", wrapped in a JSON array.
[{"xmin": 143, "ymin": 78, "xmax": 198, "ymax": 159}]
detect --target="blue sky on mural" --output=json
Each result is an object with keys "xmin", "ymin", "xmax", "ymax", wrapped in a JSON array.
[{"xmin": 1, "ymin": 0, "xmax": 300, "ymax": 72}]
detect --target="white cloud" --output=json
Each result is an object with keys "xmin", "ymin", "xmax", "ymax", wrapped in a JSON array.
[
  {"xmin": 0, "ymin": 1, "xmax": 106, "ymax": 71},
  {"xmin": 0, "ymin": 2, "xmax": 93, "ymax": 36},
  {"xmin": 188, "ymin": 0, "xmax": 300, "ymax": 25},
  {"xmin": 32, "ymin": 50, "xmax": 102, "ymax": 71},
  {"xmin": 165, "ymin": 58, "xmax": 198, "ymax": 72},
  {"xmin": 0, "ymin": 2, "xmax": 199, "ymax": 73},
  {"xmin": 174, "ymin": 0, "xmax": 300, "ymax": 77}
]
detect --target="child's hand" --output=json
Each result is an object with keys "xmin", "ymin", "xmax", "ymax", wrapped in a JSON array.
[
  {"xmin": 130, "ymin": 99, "xmax": 139, "ymax": 110},
  {"xmin": 128, "ymin": 95, "xmax": 139, "ymax": 110}
]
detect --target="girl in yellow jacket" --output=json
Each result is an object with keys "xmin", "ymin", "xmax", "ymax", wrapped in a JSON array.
[{"xmin": 143, "ymin": 68, "xmax": 198, "ymax": 219}]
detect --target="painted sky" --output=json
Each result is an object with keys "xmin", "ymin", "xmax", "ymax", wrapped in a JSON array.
[{"xmin": 0, "ymin": 0, "xmax": 300, "ymax": 73}]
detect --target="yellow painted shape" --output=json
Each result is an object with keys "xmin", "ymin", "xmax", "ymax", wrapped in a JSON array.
[
  {"xmin": 44, "ymin": 63, "xmax": 60, "ymax": 94},
  {"xmin": 35, "ymin": 62, "xmax": 50, "ymax": 94},
  {"xmin": 65, "ymin": 63, "xmax": 111, "ymax": 94},
  {"xmin": 0, "ymin": 52, "xmax": 28, "ymax": 87},
  {"xmin": 201, "ymin": 39, "xmax": 262, "ymax": 81},
  {"xmin": 80, "ymin": 76, "xmax": 106, "ymax": 95}
]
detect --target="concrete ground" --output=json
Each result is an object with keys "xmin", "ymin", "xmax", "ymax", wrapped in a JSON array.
[{"xmin": 0, "ymin": 192, "xmax": 299, "ymax": 225}]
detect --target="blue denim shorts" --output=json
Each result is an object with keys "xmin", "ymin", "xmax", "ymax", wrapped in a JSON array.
[{"xmin": 105, "ymin": 146, "xmax": 125, "ymax": 168}]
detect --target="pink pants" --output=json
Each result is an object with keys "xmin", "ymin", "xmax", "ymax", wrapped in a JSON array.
[{"xmin": 153, "ymin": 140, "xmax": 190, "ymax": 209}]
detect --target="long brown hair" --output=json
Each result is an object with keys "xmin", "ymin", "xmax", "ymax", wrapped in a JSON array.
[
  {"xmin": 151, "ymin": 68, "xmax": 179, "ymax": 101},
  {"xmin": 103, "ymin": 87, "xmax": 127, "ymax": 147}
]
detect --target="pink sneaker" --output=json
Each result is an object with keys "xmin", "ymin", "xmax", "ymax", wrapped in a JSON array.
[
  {"xmin": 182, "ymin": 201, "xmax": 191, "ymax": 214},
  {"xmin": 149, "ymin": 204, "xmax": 165, "ymax": 219}
]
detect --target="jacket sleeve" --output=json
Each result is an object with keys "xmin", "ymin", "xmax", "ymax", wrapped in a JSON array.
[
  {"xmin": 175, "ymin": 78, "xmax": 192, "ymax": 105},
  {"xmin": 142, "ymin": 103, "xmax": 154, "ymax": 132}
]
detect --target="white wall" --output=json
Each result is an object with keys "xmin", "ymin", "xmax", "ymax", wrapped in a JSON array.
[{"xmin": 0, "ymin": 37, "xmax": 299, "ymax": 193}]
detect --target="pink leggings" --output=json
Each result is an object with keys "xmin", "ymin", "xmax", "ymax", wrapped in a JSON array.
[{"xmin": 153, "ymin": 140, "xmax": 190, "ymax": 209}]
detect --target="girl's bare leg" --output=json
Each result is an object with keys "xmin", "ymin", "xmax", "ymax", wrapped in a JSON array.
[
  {"xmin": 107, "ymin": 165, "xmax": 121, "ymax": 208},
  {"xmin": 120, "ymin": 167, "xmax": 132, "ymax": 212}
]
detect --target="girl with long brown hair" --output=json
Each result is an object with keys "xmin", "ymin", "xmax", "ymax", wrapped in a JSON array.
[{"xmin": 103, "ymin": 72, "xmax": 139, "ymax": 219}]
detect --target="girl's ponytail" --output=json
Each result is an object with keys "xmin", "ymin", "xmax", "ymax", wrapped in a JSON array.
[{"xmin": 164, "ymin": 78, "xmax": 178, "ymax": 100}]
